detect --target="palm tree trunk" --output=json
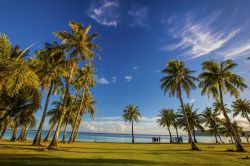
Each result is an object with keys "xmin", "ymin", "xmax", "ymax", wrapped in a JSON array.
[
  {"xmin": 73, "ymin": 118, "xmax": 81, "ymax": 142},
  {"xmin": 48, "ymin": 62, "xmax": 75, "ymax": 150},
  {"xmin": 23, "ymin": 127, "xmax": 27, "ymax": 141},
  {"xmin": 178, "ymin": 86, "xmax": 199, "ymax": 150},
  {"xmin": 61, "ymin": 122, "xmax": 68, "ymax": 144},
  {"xmin": 132, "ymin": 120, "xmax": 134, "ymax": 143},
  {"xmin": 218, "ymin": 84, "xmax": 245, "ymax": 152},
  {"xmin": 43, "ymin": 123, "xmax": 55, "ymax": 142},
  {"xmin": 175, "ymin": 127, "xmax": 179, "ymax": 143},
  {"xmin": 168, "ymin": 126, "xmax": 172, "ymax": 143},
  {"xmin": 245, "ymin": 134, "xmax": 249, "ymax": 143},
  {"xmin": 193, "ymin": 127, "xmax": 197, "ymax": 143},
  {"xmin": 0, "ymin": 125, "xmax": 7, "ymax": 139},
  {"xmin": 214, "ymin": 132, "xmax": 219, "ymax": 143},
  {"xmin": 33, "ymin": 82, "xmax": 53, "ymax": 146},
  {"xmin": 244, "ymin": 112, "xmax": 250, "ymax": 124},
  {"xmin": 18, "ymin": 127, "xmax": 25, "ymax": 141},
  {"xmin": 68, "ymin": 88, "xmax": 87, "ymax": 143},
  {"xmin": 10, "ymin": 127, "xmax": 17, "ymax": 142}
]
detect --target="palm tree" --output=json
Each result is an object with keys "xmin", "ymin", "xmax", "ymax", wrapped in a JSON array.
[
  {"xmin": 178, "ymin": 104, "xmax": 204, "ymax": 143},
  {"xmin": 43, "ymin": 100, "xmax": 63, "ymax": 142},
  {"xmin": 68, "ymin": 65, "xmax": 96, "ymax": 143},
  {"xmin": 123, "ymin": 104, "xmax": 141, "ymax": 143},
  {"xmin": 48, "ymin": 21, "xmax": 100, "ymax": 150},
  {"xmin": 32, "ymin": 43, "xmax": 65, "ymax": 146},
  {"xmin": 71, "ymin": 89, "xmax": 96, "ymax": 143},
  {"xmin": 173, "ymin": 111, "xmax": 180, "ymax": 141},
  {"xmin": 157, "ymin": 109, "xmax": 175, "ymax": 143},
  {"xmin": 160, "ymin": 59, "xmax": 200, "ymax": 150},
  {"xmin": 18, "ymin": 114, "xmax": 36, "ymax": 141},
  {"xmin": 202, "ymin": 107, "xmax": 223, "ymax": 143},
  {"xmin": 199, "ymin": 59, "xmax": 247, "ymax": 152},
  {"xmin": 232, "ymin": 99, "xmax": 250, "ymax": 123}
]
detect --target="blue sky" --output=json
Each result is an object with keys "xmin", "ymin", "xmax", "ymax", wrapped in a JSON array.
[{"xmin": 1, "ymin": 0, "xmax": 250, "ymax": 134}]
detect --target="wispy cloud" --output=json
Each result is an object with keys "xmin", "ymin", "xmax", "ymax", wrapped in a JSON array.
[
  {"xmin": 128, "ymin": 4, "xmax": 149, "ymax": 27},
  {"xmin": 162, "ymin": 11, "xmax": 241, "ymax": 59},
  {"xmin": 133, "ymin": 66, "xmax": 138, "ymax": 70},
  {"xmin": 88, "ymin": 0, "xmax": 120, "ymax": 27},
  {"xmin": 111, "ymin": 76, "xmax": 117, "ymax": 83},
  {"xmin": 218, "ymin": 41, "xmax": 250, "ymax": 59},
  {"xmin": 124, "ymin": 75, "xmax": 133, "ymax": 82},
  {"xmin": 96, "ymin": 75, "xmax": 110, "ymax": 84}
]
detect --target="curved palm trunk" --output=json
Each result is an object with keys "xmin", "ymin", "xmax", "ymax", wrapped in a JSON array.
[
  {"xmin": 10, "ymin": 127, "xmax": 17, "ymax": 142},
  {"xmin": 132, "ymin": 120, "xmax": 134, "ymax": 143},
  {"xmin": 193, "ymin": 127, "xmax": 197, "ymax": 143},
  {"xmin": 175, "ymin": 127, "xmax": 179, "ymax": 143},
  {"xmin": 214, "ymin": 132, "xmax": 219, "ymax": 143},
  {"xmin": 33, "ymin": 82, "xmax": 53, "ymax": 146},
  {"xmin": 48, "ymin": 62, "xmax": 75, "ymax": 150},
  {"xmin": 244, "ymin": 112, "xmax": 250, "ymax": 124},
  {"xmin": 23, "ymin": 127, "xmax": 27, "ymax": 141},
  {"xmin": 68, "ymin": 88, "xmax": 87, "ymax": 143},
  {"xmin": 18, "ymin": 127, "xmax": 25, "ymax": 141},
  {"xmin": 43, "ymin": 123, "xmax": 55, "ymax": 142},
  {"xmin": 0, "ymin": 125, "xmax": 7, "ymax": 139},
  {"xmin": 178, "ymin": 86, "xmax": 199, "ymax": 150},
  {"xmin": 168, "ymin": 126, "xmax": 172, "ymax": 143},
  {"xmin": 218, "ymin": 85, "xmax": 245, "ymax": 152},
  {"xmin": 61, "ymin": 122, "xmax": 68, "ymax": 144}
]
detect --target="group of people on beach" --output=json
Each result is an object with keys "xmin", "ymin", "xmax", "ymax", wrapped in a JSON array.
[{"xmin": 152, "ymin": 136, "xmax": 161, "ymax": 143}]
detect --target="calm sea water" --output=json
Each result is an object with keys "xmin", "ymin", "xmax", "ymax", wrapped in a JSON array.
[{"xmin": 2, "ymin": 129, "xmax": 248, "ymax": 143}]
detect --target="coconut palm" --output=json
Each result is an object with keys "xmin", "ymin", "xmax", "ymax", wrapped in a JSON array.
[
  {"xmin": 157, "ymin": 109, "xmax": 175, "ymax": 143},
  {"xmin": 202, "ymin": 107, "xmax": 223, "ymax": 143},
  {"xmin": 18, "ymin": 114, "xmax": 36, "ymax": 141},
  {"xmin": 178, "ymin": 104, "xmax": 204, "ymax": 143},
  {"xmin": 32, "ymin": 42, "xmax": 66, "ymax": 146},
  {"xmin": 123, "ymin": 104, "xmax": 141, "ymax": 143},
  {"xmin": 199, "ymin": 59, "xmax": 247, "ymax": 152},
  {"xmin": 43, "ymin": 100, "xmax": 63, "ymax": 142},
  {"xmin": 48, "ymin": 21, "xmax": 100, "ymax": 150},
  {"xmin": 68, "ymin": 65, "xmax": 96, "ymax": 143},
  {"xmin": 232, "ymin": 99, "xmax": 250, "ymax": 123},
  {"xmin": 72, "ymin": 89, "xmax": 96, "ymax": 143},
  {"xmin": 160, "ymin": 59, "xmax": 199, "ymax": 150}
]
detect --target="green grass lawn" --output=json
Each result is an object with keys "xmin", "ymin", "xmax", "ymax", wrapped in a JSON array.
[{"xmin": 0, "ymin": 140, "xmax": 249, "ymax": 166}]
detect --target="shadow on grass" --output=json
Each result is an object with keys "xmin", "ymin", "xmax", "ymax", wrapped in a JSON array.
[{"xmin": 0, "ymin": 154, "xmax": 216, "ymax": 166}]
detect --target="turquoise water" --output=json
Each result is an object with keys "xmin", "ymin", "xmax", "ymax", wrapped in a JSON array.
[{"xmin": 2, "ymin": 129, "xmax": 248, "ymax": 143}]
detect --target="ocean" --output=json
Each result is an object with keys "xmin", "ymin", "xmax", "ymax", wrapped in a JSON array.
[{"xmin": 2, "ymin": 129, "xmax": 248, "ymax": 143}]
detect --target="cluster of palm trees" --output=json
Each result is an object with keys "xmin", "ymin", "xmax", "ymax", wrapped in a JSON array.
[
  {"xmin": 0, "ymin": 21, "xmax": 100, "ymax": 150},
  {"xmin": 159, "ymin": 59, "xmax": 250, "ymax": 152}
]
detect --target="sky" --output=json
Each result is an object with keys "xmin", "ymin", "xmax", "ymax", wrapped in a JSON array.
[{"xmin": 0, "ymin": 0, "xmax": 250, "ymax": 135}]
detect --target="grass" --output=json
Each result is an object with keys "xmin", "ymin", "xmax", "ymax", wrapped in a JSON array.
[{"xmin": 0, "ymin": 140, "xmax": 249, "ymax": 166}]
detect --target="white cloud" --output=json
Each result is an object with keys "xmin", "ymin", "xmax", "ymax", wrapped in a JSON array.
[
  {"xmin": 162, "ymin": 12, "xmax": 241, "ymax": 59},
  {"xmin": 128, "ymin": 4, "xmax": 149, "ymax": 27},
  {"xmin": 111, "ymin": 76, "xmax": 117, "ymax": 83},
  {"xmin": 218, "ymin": 41, "xmax": 250, "ymax": 59},
  {"xmin": 190, "ymin": 98, "xmax": 195, "ymax": 104},
  {"xmin": 96, "ymin": 75, "xmax": 110, "ymax": 84},
  {"xmin": 124, "ymin": 75, "xmax": 133, "ymax": 82},
  {"xmin": 88, "ymin": 0, "xmax": 120, "ymax": 27}
]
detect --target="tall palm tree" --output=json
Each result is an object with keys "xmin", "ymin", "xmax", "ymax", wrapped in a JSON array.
[
  {"xmin": 178, "ymin": 104, "xmax": 204, "ymax": 143},
  {"xmin": 160, "ymin": 59, "xmax": 200, "ymax": 150},
  {"xmin": 232, "ymin": 99, "xmax": 250, "ymax": 123},
  {"xmin": 123, "ymin": 104, "xmax": 141, "ymax": 143},
  {"xmin": 43, "ymin": 100, "xmax": 63, "ymax": 142},
  {"xmin": 68, "ymin": 65, "xmax": 96, "ymax": 143},
  {"xmin": 199, "ymin": 59, "xmax": 247, "ymax": 152},
  {"xmin": 157, "ymin": 109, "xmax": 175, "ymax": 143},
  {"xmin": 48, "ymin": 21, "xmax": 100, "ymax": 150},
  {"xmin": 18, "ymin": 114, "xmax": 36, "ymax": 141},
  {"xmin": 32, "ymin": 43, "xmax": 65, "ymax": 146},
  {"xmin": 202, "ymin": 107, "xmax": 222, "ymax": 143}
]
